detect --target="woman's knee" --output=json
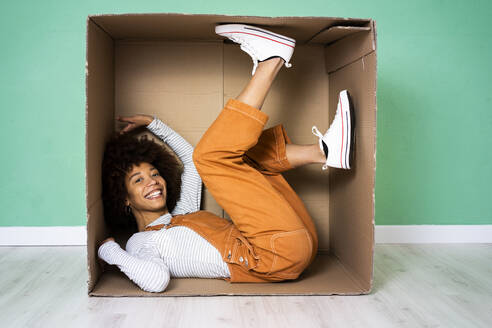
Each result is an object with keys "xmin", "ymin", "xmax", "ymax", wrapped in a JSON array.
[
  {"xmin": 268, "ymin": 228, "xmax": 313, "ymax": 279},
  {"xmin": 192, "ymin": 140, "xmax": 213, "ymax": 170}
]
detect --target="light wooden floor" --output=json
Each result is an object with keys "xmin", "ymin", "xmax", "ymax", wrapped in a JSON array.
[{"xmin": 0, "ymin": 244, "xmax": 490, "ymax": 328}]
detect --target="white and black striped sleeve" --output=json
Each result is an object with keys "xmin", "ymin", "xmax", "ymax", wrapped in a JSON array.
[
  {"xmin": 97, "ymin": 238, "xmax": 170, "ymax": 293},
  {"xmin": 146, "ymin": 117, "xmax": 202, "ymax": 215}
]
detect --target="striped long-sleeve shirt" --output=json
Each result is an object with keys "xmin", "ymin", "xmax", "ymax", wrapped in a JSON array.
[{"xmin": 98, "ymin": 117, "xmax": 231, "ymax": 293}]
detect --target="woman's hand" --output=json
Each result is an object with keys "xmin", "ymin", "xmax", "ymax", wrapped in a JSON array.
[
  {"xmin": 117, "ymin": 114, "xmax": 154, "ymax": 134},
  {"xmin": 100, "ymin": 237, "xmax": 115, "ymax": 246},
  {"xmin": 98, "ymin": 237, "xmax": 115, "ymax": 271}
]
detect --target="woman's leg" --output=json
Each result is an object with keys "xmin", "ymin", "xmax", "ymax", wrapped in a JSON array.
[
  {"xmin": 193, "ymin": 58, "xmax": 315, "ymax": 280},
  {"xmin": 236, "ymin": 57, "xmax": 284, "ymax": 110},
  {"xmin": 235, "ymin": 58, "xmax": 325, "ymax": 267},
  {"xmin": 236, "ymin": 57, "xmax": 326, "ymax": 169},
  {"xmin": 285, "ymin": 143, "xmax": 326, "ymax": 168},
  {"xmin": 242, "ymin": 123, "xmax": 320, "ymax": 268}
]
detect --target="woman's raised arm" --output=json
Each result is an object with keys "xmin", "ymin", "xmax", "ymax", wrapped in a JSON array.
[{"xmin": 117, "ymin": 114, "xmax": 202, "ymax": 215}]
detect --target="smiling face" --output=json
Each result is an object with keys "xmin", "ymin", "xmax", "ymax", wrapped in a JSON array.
[{"xmin": 124, "ymin": 162, "xmax": 168, "ymax": 214}]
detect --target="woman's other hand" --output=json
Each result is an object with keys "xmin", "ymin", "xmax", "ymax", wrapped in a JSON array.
[
  {"xmin": 98, "ymin": 237, "xmax": 115, "ymax": 271},
  {"xmin": 98, "ymin": 236, "xmax": 115, "ymax": 250},
  {"xmin": 117, "ymin": 114, "xmax": 154, "ymax": 134},
  {"xmin": 100, "ymin": 237, "xmax": 115, "ymax": 246}
]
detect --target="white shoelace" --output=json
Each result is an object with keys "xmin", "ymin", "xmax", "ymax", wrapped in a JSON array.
[
  {"xmin": 312, "ymin": 126, "xmax": 324, "ymax": 139},
  {"xmin": 239, "ymin": 40, "xmax": 259, "ymax": 75},
  {"xmin": 312, "ymin": 126, "xmax": 330, "ymax": 170}
]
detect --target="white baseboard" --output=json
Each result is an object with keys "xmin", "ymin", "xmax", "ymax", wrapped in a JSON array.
[
  {"xmin": 376, "ymin": 225, "xmax": 492, "ymax": 243},
  {"xmin": 0, "ymin": 225, "xmax": 491, "ymax": 246},
  {"xmin": 0, "ymin": 226, "xmax": 87, "ymax": 246}
]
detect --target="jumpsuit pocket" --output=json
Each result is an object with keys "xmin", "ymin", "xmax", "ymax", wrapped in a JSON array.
[{"xmin": 226, "ymin": 237, "xmax": 259, "ymax": 271}]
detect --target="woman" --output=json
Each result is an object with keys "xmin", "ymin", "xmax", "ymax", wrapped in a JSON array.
[{"xmin": 98, "ymin": 24, "xmax": 355, "ymax": 292}]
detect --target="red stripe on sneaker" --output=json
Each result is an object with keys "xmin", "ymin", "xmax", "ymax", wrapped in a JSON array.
[
  {"xmin": 217, "ymin": 31, "xmax": 295, "ymax": 48},
  {"xmin": 339, "ymin": 94, "xmax": 344, "ymax": 168}
]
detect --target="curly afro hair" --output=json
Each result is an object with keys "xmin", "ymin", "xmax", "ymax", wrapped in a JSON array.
[{"xmin": 102, "ymin": 127, "xmax": 183, "ymax": 233}]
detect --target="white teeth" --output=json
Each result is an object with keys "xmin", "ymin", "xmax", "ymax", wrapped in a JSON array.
[{"xmin": 146, "ymin": 190, "xmax": 161, "ymax": 199}]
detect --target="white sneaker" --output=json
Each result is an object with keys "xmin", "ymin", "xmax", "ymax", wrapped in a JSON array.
[
  {"xmin": 312, "ymin": 90, "xmax": 355, "ymax": 170},
  {"xmin": 215, "ymin": 24, "xmax": 295, "ymax": 76}
]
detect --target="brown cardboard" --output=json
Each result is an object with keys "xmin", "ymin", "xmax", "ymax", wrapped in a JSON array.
[
  {"xmin": 86, "ymin": 17, "xmax": 114, "ymax": 291},
  {"xmin": 309, "ymin": 25, "xmax": 371, "ymax": 45},
  {"xmin": 323, "ymin": 20, "xmax": 376, "ymax": 74},
  {"xmin": 329, "ymin": 51, "xmax": 377, "ymax": 292},
  {"xmin": 86, "ymin": 13, "xmax": 377, "ymax": 296},
  {"xmin": 91, "ymin": 254, "xmax": 365, "ymax": 296}
]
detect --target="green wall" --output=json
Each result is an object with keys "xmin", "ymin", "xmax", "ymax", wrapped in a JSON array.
[{"xmin": 0, "ymin": 0, "xmax": 490, "ymax": 227}]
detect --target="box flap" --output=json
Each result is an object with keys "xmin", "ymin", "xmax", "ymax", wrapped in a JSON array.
[
  {"xmin": 308, "ymin": 26, "xmax": 371, "ymax": 45},
  {"xmin": 86, "ymin": 17, "xmax": 115, "ymax": 292},
  {"xmin": 324, "ymin": 21, "xmax": 376, "ymax": 73},
  {"xmin": 90, "ymin": 13, "xmax": 370, "ymax": 45},
  {"xmin": 86, "ymin": 18, "xmax": 115, "ymax": 210}
]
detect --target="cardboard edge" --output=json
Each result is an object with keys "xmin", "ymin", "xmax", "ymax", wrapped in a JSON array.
[
  {"xmin": 88, "ymin": 12, "xmax": 371, "ymax": 20},
  {"xmin": 308, "ymin": 26, "xmax": 371, "ymax": 45},
  {"xmin": 88, "ymin": 291, "xmax": 370, "ymax": 297},
  {"xmin": 327, "ymin": 49, "xmax": 377, "ymax": 294},
  {"xmin": 85, "ymin": 15, "xmax": 91, "ymax": 294},
  {"xmin": 330, "ymin": 252, "xmax": 365, "ymax": 293},
  {"xmin": 89, "ymin": 13, "xmax": 372, "ymax": 44},
  {"xmin": 372, "ymin": 20, "xmax": 377, "ymax": 51},
  {"xmin": 324, "ymin": 19, "xmax": 376, "ymax": 74},
  {"xmin": 368, "ymin": 19, "xmax": 378, "ymax": 294},
  {"xmin": 86, "ymin": 15, "xmax": 115, "ymax": 295}
]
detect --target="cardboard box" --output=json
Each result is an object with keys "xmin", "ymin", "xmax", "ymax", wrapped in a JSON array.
[{"xmin": 86, "ymin": 13, "xmax": 377, "ymax": 296}]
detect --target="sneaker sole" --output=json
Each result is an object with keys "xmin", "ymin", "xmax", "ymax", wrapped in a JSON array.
[
  {"xmin": 215, "ymin": 24, "xmax": 296, "ymax": 48},
  {"xmin": 342, "ymin": 90, "xmax": 356, "ymax": 169}
]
